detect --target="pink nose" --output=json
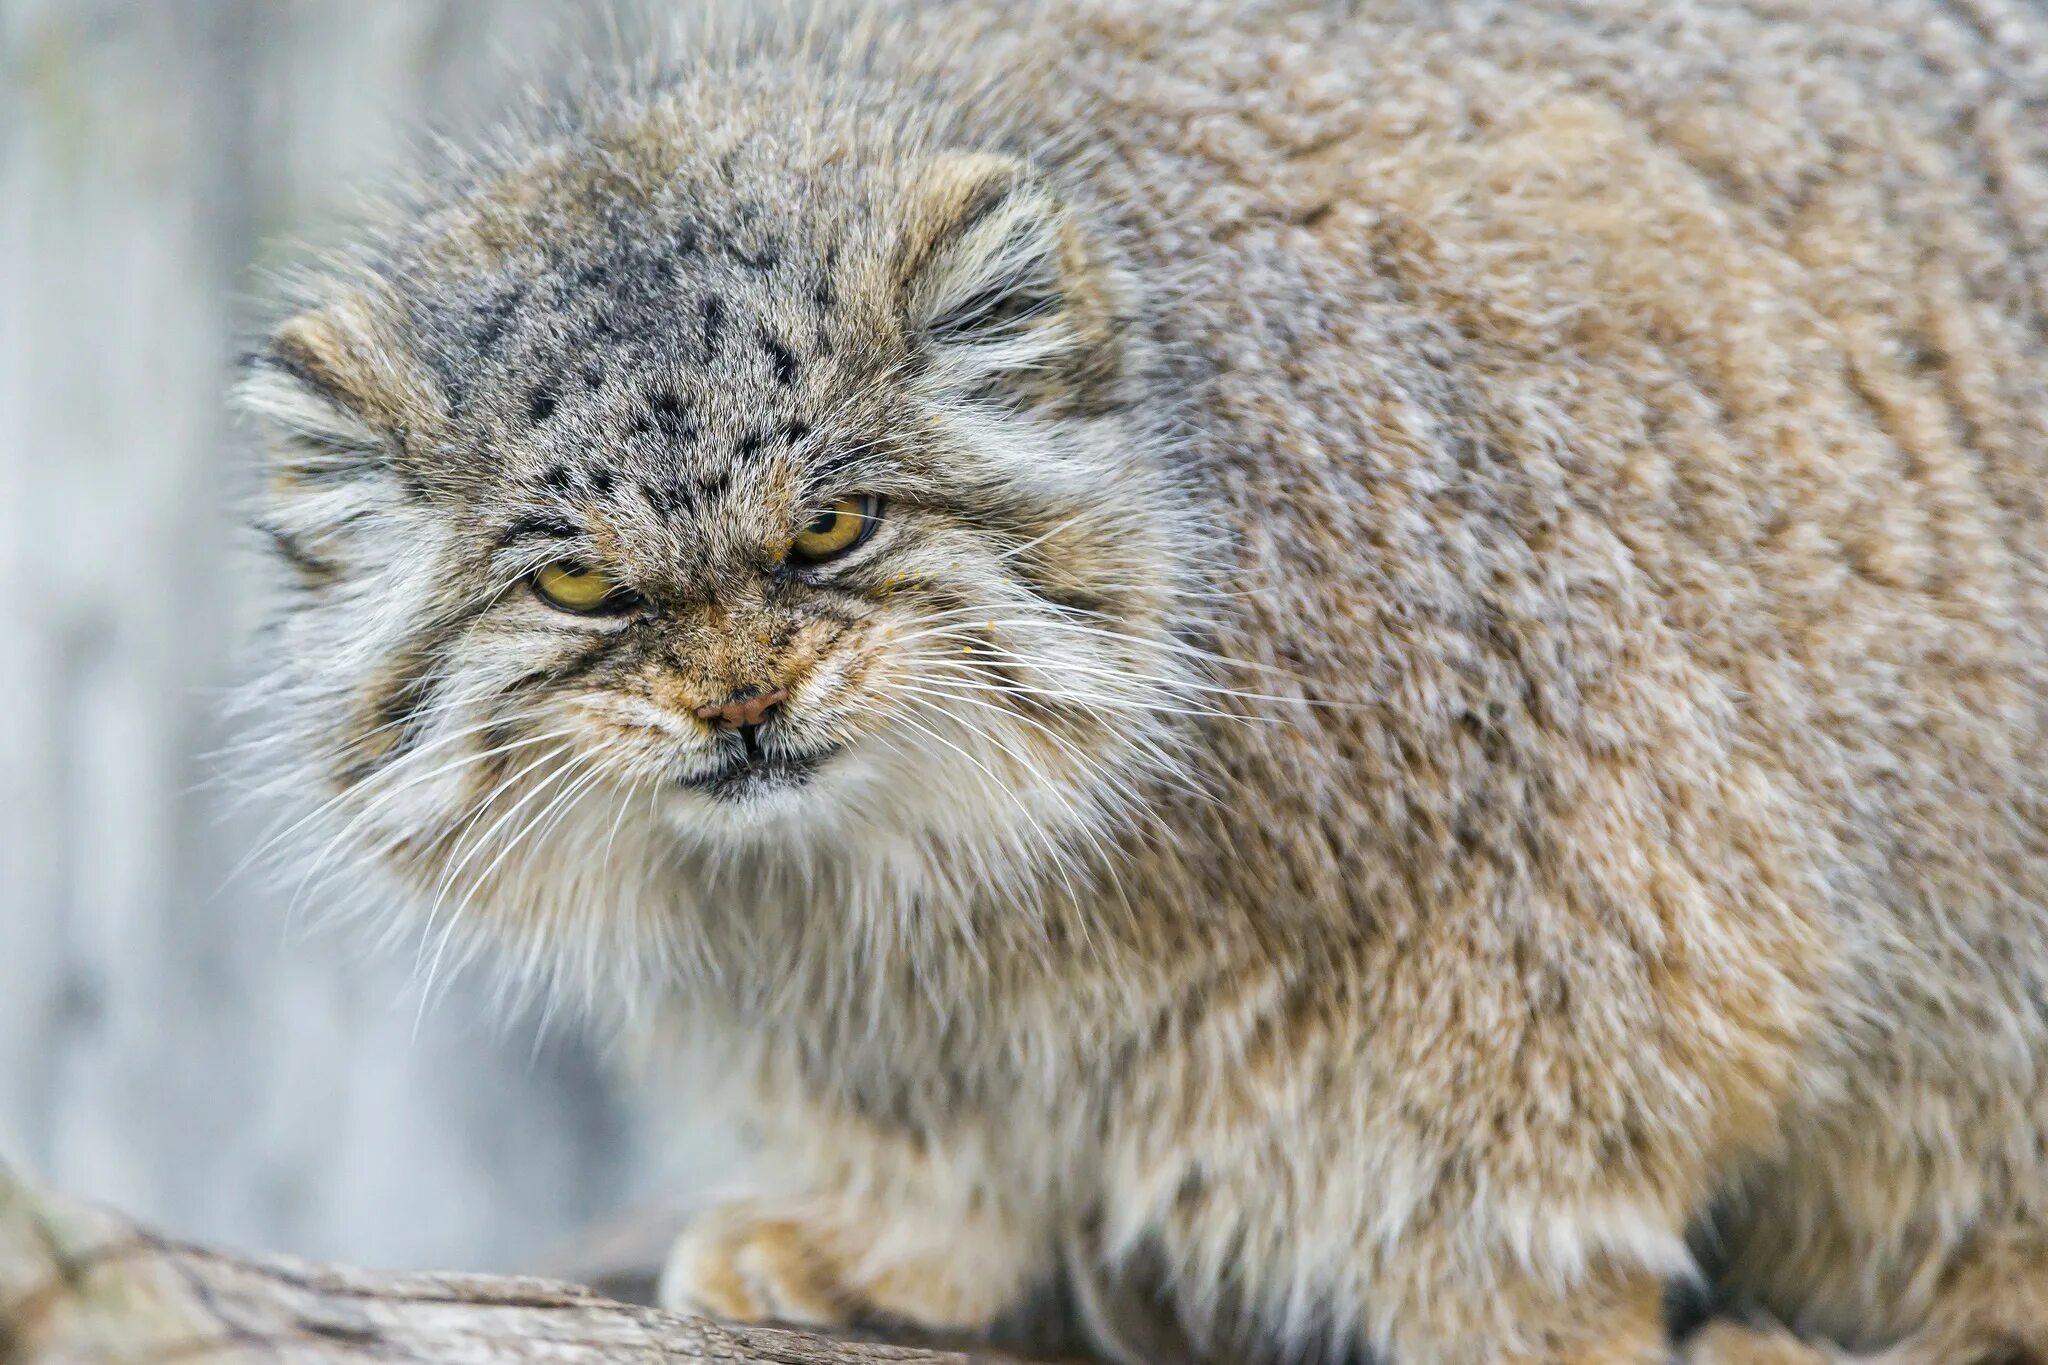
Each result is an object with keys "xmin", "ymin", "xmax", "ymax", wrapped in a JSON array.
[{"xmin": 693, "ymin": 687, "xmax": 787, "ymax": 730}]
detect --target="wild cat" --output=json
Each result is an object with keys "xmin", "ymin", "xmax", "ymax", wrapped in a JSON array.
[{"xmin": 237, "ymin": 1, "xmax": 2048, "ymax": 1361}]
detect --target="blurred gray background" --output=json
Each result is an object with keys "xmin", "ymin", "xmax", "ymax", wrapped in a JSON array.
[{"xmin": 0, "ymin": 1, "xmax": 680, "ymax": 1274}]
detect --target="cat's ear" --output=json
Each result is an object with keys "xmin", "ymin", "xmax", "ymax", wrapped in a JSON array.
[
  {"xmin": 238, "ymin": 300, "xmax": 429, "ymax": 588},
  {"xmin": 237, "ymin": 299, "xmax": 413, "ymax": 483},
  {"xmin": 893, "ymin": 153, "xmax": 1123, "ymax": 398}
]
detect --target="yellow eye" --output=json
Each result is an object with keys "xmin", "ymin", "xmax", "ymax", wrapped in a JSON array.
[
  {"xmin": 790, "ymin": 494, "xmax": 881, "ymax": 563},
  {"xmin": 532, "ymin": 560, "xmax": 632, "ymax": 614}
]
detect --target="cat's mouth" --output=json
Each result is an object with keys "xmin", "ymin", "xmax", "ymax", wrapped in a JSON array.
[{"xmin": 677, "ymin": 736, "xmax": 840, "ymax": 800}]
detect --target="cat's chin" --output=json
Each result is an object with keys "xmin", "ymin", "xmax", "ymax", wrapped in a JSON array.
[
  {"xmin": 676, "ymin": 744, "xmax": 841, "ymax": 802},
  {"xmin": 655, "ymin": 742, "xmax": 867, "ymax": 837}
]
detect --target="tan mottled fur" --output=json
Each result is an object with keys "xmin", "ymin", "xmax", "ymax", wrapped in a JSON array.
[{"xmin": 239, "ymin": 2, "xmax": 2048, "ymax": 1362}]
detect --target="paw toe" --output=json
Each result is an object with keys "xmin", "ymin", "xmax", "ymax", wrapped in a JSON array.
[{"xmin": 659, "ymin": 1207, "xmax": 853, "ymax": 1327}]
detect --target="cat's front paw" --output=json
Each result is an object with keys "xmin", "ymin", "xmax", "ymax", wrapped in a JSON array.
[
  {"xmin": 656, "ymin": 1197, "xmax": 1019, "ymax": 1334},
  {"xmin": 658, "ymin": 1200, "xmax": 857, "ymax": 1326}
]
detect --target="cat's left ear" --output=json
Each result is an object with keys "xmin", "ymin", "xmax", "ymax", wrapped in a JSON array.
[
  {"xmin": 238, "ymin": 297, "xmax": 426, "ymax": 485},
  {"xmin": 236, "ymin": 296, "xmax": 441, "ymax": 587},
  {"xmin": 893, "ymin": 153, "xmax": 1124, "ymax": 400}
]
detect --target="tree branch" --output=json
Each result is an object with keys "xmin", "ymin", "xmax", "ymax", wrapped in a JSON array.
[{"xmin": 0, "ymin": 1166, "xmax": 1018, "ymax": 1364}]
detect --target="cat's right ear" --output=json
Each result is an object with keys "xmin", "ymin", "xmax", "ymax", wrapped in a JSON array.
[
  {"xmin": 237, "ymin": 300, "xmax": 408, "ymax": 484},
  {"xmin": 238, "ymin": 300, "xmax": 431, "ymax": 589}
]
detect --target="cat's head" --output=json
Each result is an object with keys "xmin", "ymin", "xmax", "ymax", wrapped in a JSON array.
[{"xmin": 238, "ymin": 86, "xmax": 1198, "ymax": 1000}]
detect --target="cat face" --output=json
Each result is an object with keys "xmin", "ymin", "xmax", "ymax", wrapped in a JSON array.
[{"xmin": 240, "ymin": 106, "xmax": 1196, "ymax": 980}]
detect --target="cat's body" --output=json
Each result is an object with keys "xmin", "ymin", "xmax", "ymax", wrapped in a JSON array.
[{"xmin": 241, "ymin": 2, "xmax": 2048, "ymax": 1361}]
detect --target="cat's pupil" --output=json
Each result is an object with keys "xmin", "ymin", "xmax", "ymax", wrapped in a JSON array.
[{"xmin": 808, "ymin": 509, "xmax": 838, "ymax": 534}]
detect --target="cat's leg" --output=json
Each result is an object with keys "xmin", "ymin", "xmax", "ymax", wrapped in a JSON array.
[
  {"xmin": 1450, "ymin": 1273, "xmax": 1887, "ymax": 1364},
  {"xmin": 1092, "ymin": 873, "xmax": 1827, "ymax": 1362},
  {"xmin": 1853, "ymin": 1228, "xmax": 2048, "ymax": 1365},
  {"xmin": 658, "ymin": 1190, "xmax": 1047, "ymax": 1331},
  {"xmin": 1361, "ymin": 1258, "xmax": 1859, "ymax": 1363},
  {"xmin": 655, "ymin": 1115, "xmax": 1058, "ymax": 1335},
  {"xmin": 1680, "ymin": 1228, "xmax": 2048, "ymax": 1365},
  {"xmin": 1683, "ymin": 1321, "xmax": 1840, "ymax": 1364},
  {"xmin": 1102, "ymin": 1148, "xmax": 1719, "ymax": 1365},
  {"xmin": 1367, "ymin": 1262, "xmax": 1677, "ymax": 1365},
  {"xmin": 1680, "ymin": 1227, "xmax": 2048, "ymax": 1364},
  {"xmin": 1344, "ymin": 1259, "xmax": 1862, "ymax": 1364}
]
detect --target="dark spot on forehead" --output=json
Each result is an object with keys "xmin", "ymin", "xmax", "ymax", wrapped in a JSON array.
[
  {"xmin": 700, "ymin": 295, "xmax": 726, "ymax": 356},
  {"xmin": 471, "ymin": 285, "xmax": 526, "ymax": 355},
  {"xmin": 639, "ymin": 478, "xmax": 695, "ymax": 520},
  {"xmin": 783, "ymin": 419, "xmax": 811, "ymax": 445},
  {"xmin": 737, "ymin": 429, "xmax": 767, "ymax": 460},
  {"xmin": 538, "ymin": 464, "xmax": 577, "ymax": 494},
  {"xmin": 527, "ymin": 385, "xmax": 558, "ymax": 423},
  {"xmin": 761, "ymin": 331, "xmax": 799, "ymax": 386},
  {"xmin": 588, "ymin": 466, "xmax": 617, "ymax": 496},
  {"xmin": 649, "ymin": 391, "xmax": 696, "ymax": 442}
]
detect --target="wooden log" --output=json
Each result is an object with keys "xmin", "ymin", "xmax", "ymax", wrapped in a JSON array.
[{"xmin": 0, "ymin": 1165, "xmax": 1021, "ymax": 1365}]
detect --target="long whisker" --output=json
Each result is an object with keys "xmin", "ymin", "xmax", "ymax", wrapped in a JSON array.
[
  {"xmin": 277, "ymin": 721, "xmax": 587, "ymax": 927},
  {"xmin": 409, "ymin": 740, "xmax": 593, "ymax": 958},
  {"xmin": 223, "ymin": 700, "xmax": 560, "ymax": 889},
  {"xmin": 899, "ymin": 625, "xmax": 1348, "ymax": 712},
  {"xmin": 867, "ymin": 695, "xmax": 1093, "ymax": 916},
  {"xmin": 900, "ymin": 604, "xmax": 1370, "ymax": 698},
  {"xmin": 904, "ymin": 648, "xmax": 1263, "ymax": 724},
  {"xmin": 883, "ymin": 674, "xmax": 1194, "ymax": 817},
  {"xmin": 412, "ymin": 744, "xmax": 611, "ymax": 1026},
  {"xmin": 911, "ymin": 632, "xmax": 1330, "ymax": 714},
  {"xmin": 886, "ymin": 688, "xmax": 1139, "ymax": 936},
  {"xmin": 275, "ymin": 723, "xmax": 584, "ymax": 916}
]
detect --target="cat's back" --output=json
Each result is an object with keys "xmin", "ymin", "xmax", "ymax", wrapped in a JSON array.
[
  {"xmin": 1050, "ymin": 0, "xmax": 2048, "ymax": 624},
  {"xmin": 978, "ymin": 0, "xmax": 2048, "ymax": 1100},
  {"xmin": 1041, "ymin": 0, "xmax": 2048, "ymax": 885}
]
